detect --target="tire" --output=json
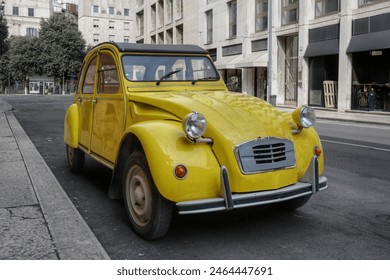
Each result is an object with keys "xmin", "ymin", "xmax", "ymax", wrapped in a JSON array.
[
  {"xmin": 122, "ymin": 151, "xmax": 173, "ymax": 240},
  {"xmin": 278, "ymin": 194, "xmax": 311, "ymax": 210},
  {"xmin": 66, "ymin": 144, "xmax": 85, "ymax": 173}
]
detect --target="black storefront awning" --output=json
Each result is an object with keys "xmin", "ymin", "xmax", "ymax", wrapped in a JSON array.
[
  {"xmin": 347, "ymin": 30, "xmax": 390, "ymax": 53},
  {"xmin": 304, "ymin": 39, "xmax": 339, "ymax": 57}
]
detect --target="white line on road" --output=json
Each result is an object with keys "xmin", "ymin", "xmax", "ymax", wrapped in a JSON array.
[{"xmin": 322, "ymin": 139, "xmax": 390, "ymax": 152}]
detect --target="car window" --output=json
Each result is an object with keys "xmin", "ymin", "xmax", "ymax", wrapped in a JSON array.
[
  {"xmin": 82, "ymin": 56, "xmax": 97, "ymax": 94},
  {"xmin": 121, "ymin": 55, "xmax": 219, "ymax": 82},
  {"xmin": 98, "ymin": 53, "xmax": 120, "ymax": 94}
]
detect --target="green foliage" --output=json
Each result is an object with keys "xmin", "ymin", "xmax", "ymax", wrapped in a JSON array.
[
  {"xmin": 1, "ymin": 13, "xmax": 86, "ymax": 90},
  {"xmin": 0, "ymin": 16, "xmax": 8, "ymax": 55},
  {"xmin": 39, "ymin": 13, "xmax": 86, "ymax": 80},
  {"xmin": 7, "ymin": 36, "xmax": 42, "ymax": 82}
]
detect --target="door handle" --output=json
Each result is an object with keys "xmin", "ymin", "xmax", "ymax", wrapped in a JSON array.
[{"xmin": 92, "ymin": 99, "xmax": 97, "ymax": 104}]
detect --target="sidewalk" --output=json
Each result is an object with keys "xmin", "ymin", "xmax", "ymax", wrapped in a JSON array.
[{"xmin": 0, "ymin": 98, "xmax": 109, "ymax": 260}]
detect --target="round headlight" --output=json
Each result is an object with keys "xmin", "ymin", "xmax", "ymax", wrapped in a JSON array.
[
  {"xmin": 293, "ymin": 106, "xmax": 316, "ymax": 128},
  {"xmin": 183, "ymin": 112, "xmax": 207, "ymax": 140}
]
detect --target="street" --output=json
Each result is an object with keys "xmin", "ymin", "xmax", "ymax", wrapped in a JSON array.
[{"xmin": 3, "ymin": 94, "xmax": 390, "ymax": 260}]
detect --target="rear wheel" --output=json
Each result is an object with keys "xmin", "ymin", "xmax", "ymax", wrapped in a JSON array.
[
  {"xmin": 66, "ymin": 145, "xmax": 85, "ymax": 173},
  {"xmin": 278, "ymin": 194, "xmax": 311, "ymax": 210},
  {"xmin": 122, "ymin": 151, "xmax": 173, "ymax": 240}
]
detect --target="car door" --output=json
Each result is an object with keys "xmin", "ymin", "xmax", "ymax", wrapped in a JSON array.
[
  {"xmin": 79, "ymin": 55, "xmax": 98, "ymax": 151},
  {"xmin": 90, "ymin": 50, "xmax": 125, "ymax": 164}
]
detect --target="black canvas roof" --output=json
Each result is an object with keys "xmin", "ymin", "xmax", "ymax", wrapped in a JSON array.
[{"xmin": 109, "ymin": 42, "xmax": 208, "ymax": 54}]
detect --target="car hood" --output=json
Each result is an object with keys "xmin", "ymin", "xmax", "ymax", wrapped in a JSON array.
[{"xmin": 129, "ymin": 90, "xmax": 292, "ymax": 144}]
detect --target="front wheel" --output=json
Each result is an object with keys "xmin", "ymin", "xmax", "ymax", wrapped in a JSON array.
[
  {"xmin": 66, "ymin": 144, "xmax": 85, "ymax": 173},
  {"xmin": 277, "ymin": 194, "xmax": 311, "ymax": 210},
  {"xmin": 122, "ymin": 151, "xmax": 173, "ymax": 240}
]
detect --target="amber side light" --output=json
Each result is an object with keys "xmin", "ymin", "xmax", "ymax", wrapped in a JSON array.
[
  {"xmin": 174, "ymin": 164, "xmax": 188, "ymax": 179},
  {"xmin": 314, "ymin": 146, "xmax": 322, "ymax": 157}
]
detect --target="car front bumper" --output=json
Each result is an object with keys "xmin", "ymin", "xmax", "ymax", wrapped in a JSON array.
[{"xmin": 177, "ymin": 156, "xmax": 328, "ymax": 215}]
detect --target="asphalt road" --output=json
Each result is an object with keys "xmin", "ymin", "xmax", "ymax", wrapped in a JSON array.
[{"xmin": 3, "ymin": 94, "xmax": 390, "ymax": 260}]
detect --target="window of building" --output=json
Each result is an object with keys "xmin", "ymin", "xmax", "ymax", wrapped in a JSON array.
[
  {"xmin": 255, "ymin": 0, "xmax": 268, "ymax": 32},
  {"xmin": 26, "ymin": 28, "xmax": 38, "ymax": 37},
  {"xmin": 358, "ymin": 0, "xmax": 388, "ymax": 6},
  {"xmin": 124, "ymin": 22, "xmax": 130, "ymax": 30},
  {"xmin": 124, "ymin": 8, "xmax": 130, "ymax": 16},
  {"xmin": 93, "ymin": 5, "xmax": 99, "ymax": 13},
  {"xmin": 137, "ymin": 0, "xmax": 145, "ymax": 7},
  {"xmin": 158, "ymin": 32, "xmax": 164, "ymax": 44},
  {"xmin": 175, "ymin": 0, "xmax": 183, "ymax": 20},
  {"xmin": 228, "ymin": 0, "xmax": 237, "ymax": 39},
  {"xmin": 315, "ymin": 0, "xmax": 339, "ymax": 18},
  {"xmin": 109, "ymin": 7, "xmax": 115, "ymax": 15},
  {"xmin": 109, "ymin": 35, "xmax": 115, "ymax": 42},
  {"xmin": 167, "ymin": 0, "xmax": 173, "ymax": 23},
  {"xmin": 281, "ymin": 0, "xmax": 299, "ymax": 25},
  {"xmin": 158, "ymin": 0, "xmax": 164, "ymax": 28},
  {"xmin": 151, "ymin": 4, "xmax": 156, "ymax": 31},
  {"xmin": 93, "ymin": 19, "xmax": 99, "ymax": 28},
  {"xmin": 28, "ymin": 8, "xmax": 34, "ymax": 17},
  {"xmin": 12, "ymin": 6, "xmax": 19, "ymax": 16},
  {"xmin": 166, "ymin": 29, "xmax": 173, "ymax": 44},
  {"xmin": 151, "ymin": 35, "xmax": 156, "ymax": 44},
  {"xmin": 206, "ymin": 10, "xmax": 213, "ymax": 44},
  {"xmin": 93, "ymin": 34, "xmax": 99, "ymax": 42},
  {"xmin": 176, "ymin": 24, "xmax": 183, "ymax": 44},
  {"xmin": 284, "ymin": 35, "xmax": 299, "ymax": 105},
  {"xmin": 137, "ymin": 11, "xmax": 144, "ymax": 36},
  {"xmin": 109, "ymin": 21, "xmax": 115, "ymax": 29},
  {"xmin": 124, "ymin": 36, "xmax": 130, "ymax": 42}
]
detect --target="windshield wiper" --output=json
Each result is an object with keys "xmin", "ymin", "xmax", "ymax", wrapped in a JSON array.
[
  {"xmin": 191, "ymin": 76, "xmax": 219, "ymax": 85},
  {"xmin": 156, "ymin": 70, "xmax": 181, "ymax": 85}
]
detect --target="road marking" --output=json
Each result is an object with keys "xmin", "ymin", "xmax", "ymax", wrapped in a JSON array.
[{"xmin": 322, "ymin": 139, "xmax": 390, "ymax": 152}]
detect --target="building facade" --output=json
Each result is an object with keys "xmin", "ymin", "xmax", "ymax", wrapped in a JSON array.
[
  {"xmin": 133, "ymin": 0, "xmax": 192, "ymax": 45},
  {"xmin": 78, "ymin": 0, "xmax": 133, "ymax": 46},
  {"xmin": 2, "ymin": 0, "xmax": 52, "ymax": 37},
  {"xmin": 196, "ymin": 0, "xmax": 390, "ymax": 114}
]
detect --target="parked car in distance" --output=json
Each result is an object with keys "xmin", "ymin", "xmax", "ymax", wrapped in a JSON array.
[{"xmin": 64, "ymin": 42, "xmax": 328, "ymax": 240}]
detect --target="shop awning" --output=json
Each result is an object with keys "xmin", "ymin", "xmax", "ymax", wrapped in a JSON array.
[
  {"xmin": 347, "ymin": 30, "xmax": 390, "ymax": 53},
  {"xmin": 304, "ymin": 39, "xmax": 339, "ymax": 57},
  {"xmin": 214, "ymin": 55, "xmax": 243, "ymax": 69},
  {"xmin": 235, "ymin": 51, "xmax": 268, "ymax": 68}
]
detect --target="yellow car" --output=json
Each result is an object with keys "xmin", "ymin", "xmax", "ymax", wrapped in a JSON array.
[{"xmin": 64, "ymin": 42, "xmax": 327, "ymax": 240}]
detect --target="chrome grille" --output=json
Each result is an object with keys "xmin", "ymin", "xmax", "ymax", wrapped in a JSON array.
[{"xmin": 235, "ymin": 138, "xmax": 296, "ymax": 174}]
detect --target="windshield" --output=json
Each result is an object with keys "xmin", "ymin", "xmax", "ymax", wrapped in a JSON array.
[{"xmin": 121, "ymin": 55, "xmax": 220, "ymax": 83}]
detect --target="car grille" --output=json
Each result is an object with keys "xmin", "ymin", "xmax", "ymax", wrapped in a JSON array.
[{"xmin": 235, "ymin": 138, "xmax": 296, "ymax": 174}]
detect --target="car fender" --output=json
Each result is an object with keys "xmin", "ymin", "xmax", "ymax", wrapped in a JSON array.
[
  {"xmin": 125, "ymin": 120, "xmax": 221, "ymax": 202},
  {"xmin": 64, "ymin": 103, "xmax": 80, "ymax": 148}
]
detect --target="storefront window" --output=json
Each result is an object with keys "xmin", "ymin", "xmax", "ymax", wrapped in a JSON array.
[
  {"xmin": 351, "ymin": 50, "xmax": 390, "ymax": 112},
  {"xmin": 309, "ymin": 55, "xmax": 338, "ymax": 107}
]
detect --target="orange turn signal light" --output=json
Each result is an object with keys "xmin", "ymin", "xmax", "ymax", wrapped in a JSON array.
[
  {"xmin": 314, "ymin": 146, "xmax": 322, "ymax": 157},
  {"xmin": 174, "ymin": 164, "xmax": 188, "ymax": 179}
]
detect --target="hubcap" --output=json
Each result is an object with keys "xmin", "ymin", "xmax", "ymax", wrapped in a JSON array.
[{"xmin": 126, "ymin": 165, "xmax": 152, "ymax": 227}]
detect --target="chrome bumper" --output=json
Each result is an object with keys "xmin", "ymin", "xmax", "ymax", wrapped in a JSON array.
[{"xmin": 177, "ymin": 156, "xmax": 328, "ymax": 215}]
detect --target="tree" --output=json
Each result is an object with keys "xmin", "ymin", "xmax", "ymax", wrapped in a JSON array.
[
  {"xmin": 39, "ymin": 13, "xmax": 85, "ymax": 93},
  {"xmin": 0, "ymin": 15, "xmax": 8, "ymax": 93},
  {"xmin": 7, "ymin": 36, "xmax": 42, "ymax": 94}
]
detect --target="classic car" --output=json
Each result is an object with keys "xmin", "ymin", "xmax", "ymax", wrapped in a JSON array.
[{"xmin": 64, "ymin": 42, "xmax": 327, "ymax": 240}]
